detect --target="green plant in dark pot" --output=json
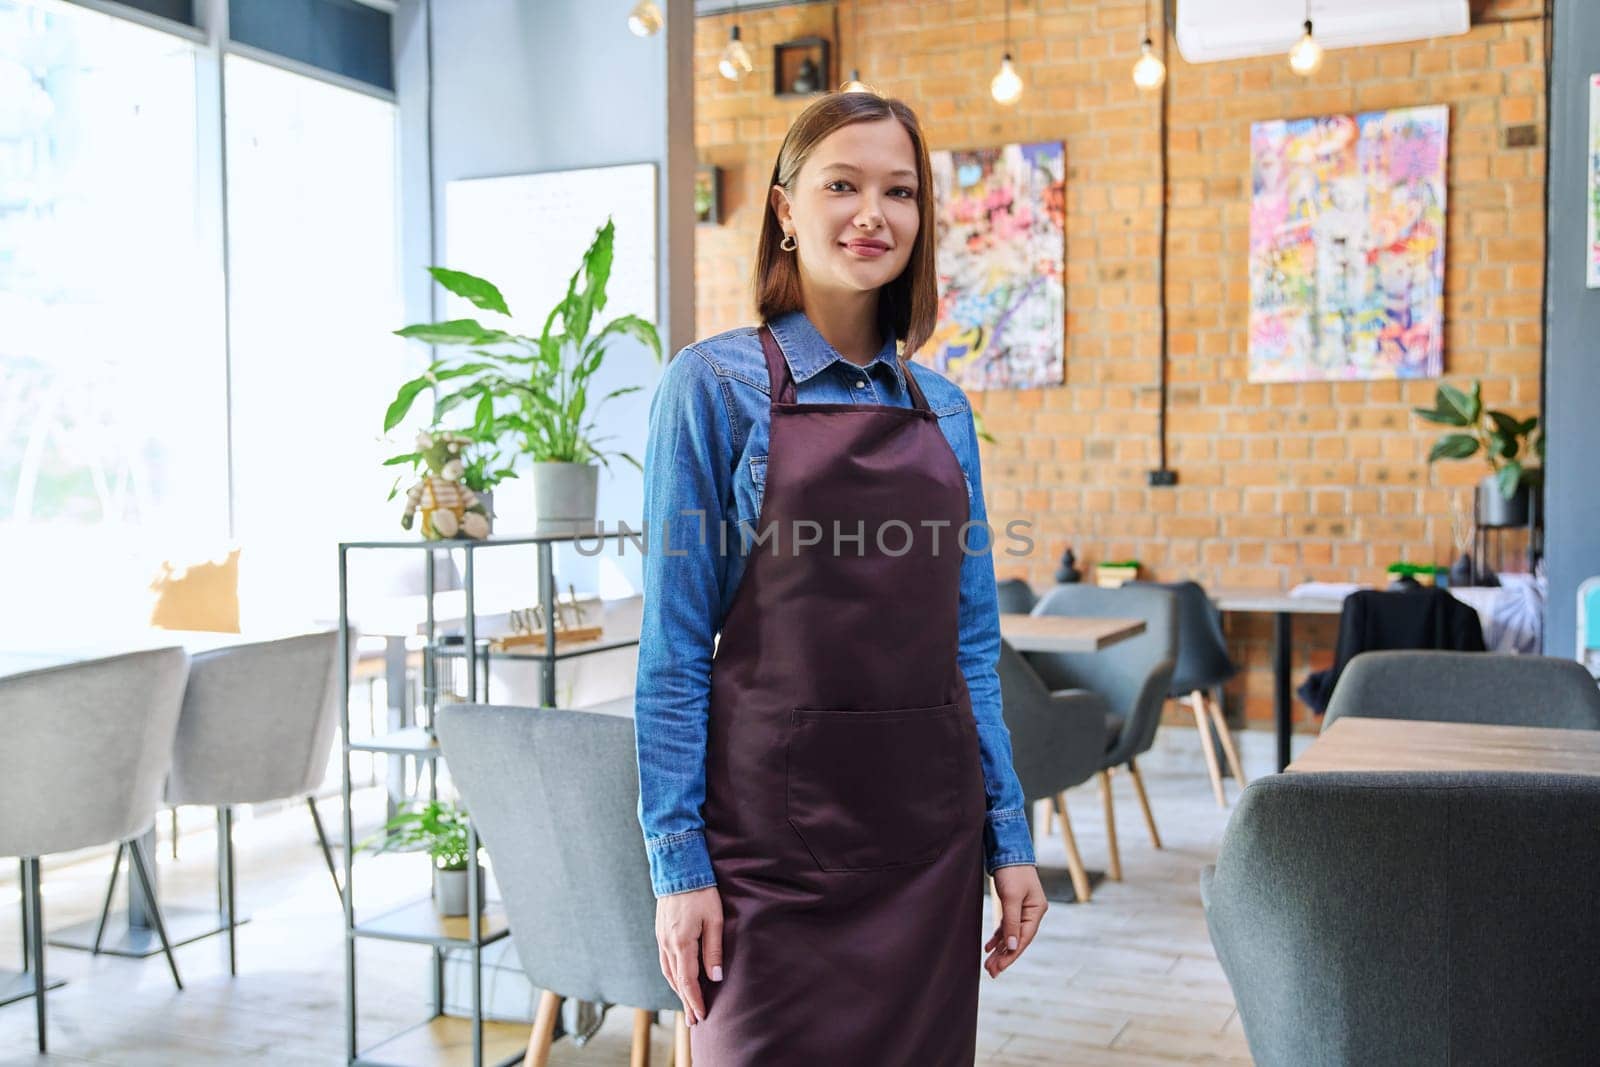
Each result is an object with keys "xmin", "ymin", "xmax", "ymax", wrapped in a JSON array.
[
  {"xmin": 361, "ymin": 800, "xmax": 483, "ymax": 917},
  {"xmin": 386, "ymin": 217, "xmax": 663, "ymax": 533},
  {"xmin": 1413, "ymin": 379, "xmax": 1543, "ymax": 528}
]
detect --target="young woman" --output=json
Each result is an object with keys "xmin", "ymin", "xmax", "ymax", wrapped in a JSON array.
[{"xmin": 635, "ymin": 92, "xmax": 1046, "ymax": 1064}]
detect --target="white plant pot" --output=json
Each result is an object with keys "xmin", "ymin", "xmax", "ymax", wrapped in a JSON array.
[
  {"xmin": 433, "ymin": 865, "xmax": 487, "ymax": 918},
  {"xmin": 531, "ymin": 462, "xmax": 599, "ymax": 535}
]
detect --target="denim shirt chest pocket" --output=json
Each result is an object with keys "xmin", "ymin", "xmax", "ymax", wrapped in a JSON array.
[
  {"xmin": 736, "ymin": 454, "xmax": 767, "ymax": 526},
  {"xmin": 931, "ymin": 400, "xmax": 975, "ymax": 505}
]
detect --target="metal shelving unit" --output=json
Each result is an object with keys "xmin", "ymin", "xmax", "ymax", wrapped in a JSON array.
[{"xmin": 336, "ymin": 530, "xmax": 639, "ymax": 1067}]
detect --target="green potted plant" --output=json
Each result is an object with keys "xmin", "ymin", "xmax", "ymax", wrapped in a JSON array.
[
  {"xmin": 1413, "ymin": 379, "xmax": 1543, "ymax": 528},
  {"xmin": 385, "ymin": 218, "xmax": 663, "ymax": 533},
  {"xmin": 361, "ymin": 799, "xmax": 483, "ymax": 917}
]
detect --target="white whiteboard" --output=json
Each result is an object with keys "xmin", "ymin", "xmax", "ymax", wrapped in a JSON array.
[{"xmin": 443, "ymin": 162, "xmax": 658, "ymax": 331}]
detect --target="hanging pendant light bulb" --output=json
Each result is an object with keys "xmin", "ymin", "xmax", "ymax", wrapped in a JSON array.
[
  {"xmin": 1131, "ymin": 0, "xmax": 1166, "ymax": 91},
  {"xmin": 990, "ymin": 0, "xmax": 1022, "ymax": 106},
  {"xmin": 1288, "ymin": 16, "xmax": 1324, "ymax": 76},
  {"xmin": 842, "ymin": 68, "xmax": 872, "ymax": 93},
  {"xmin": 626, "ymin": 0, "xmax": 662, "ymax": 37},
  {"xmin": 839, "ymin": 1, "xmax": 871, "ymax": 92},
  {"xmin": 991, "ymin": 54, "xmax": 1023, "ymax": 106},
  {"xmin": 719, "ymin": 25, "xmax": 753, "ymax": 81}
]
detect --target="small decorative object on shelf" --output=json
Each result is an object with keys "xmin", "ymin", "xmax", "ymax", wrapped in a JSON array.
[
  {"xmin": 398, "ymin": 432, "xmax": 491, "ymax": 541},
  {"xmin": 1055, "ymin": 546, "xmax": 1082, "ymax": 584},
  {"xmin": 491, "ymin": 585, "xmax": 604, "ymax": 650},
  {"xmin": 695, "ymin": 164, "xmax": 722, "ymax": 226},
  {"xmin": 362, "ymin": 799, "xmax": 485, "ymax": 918},
  {"xmin": 1386, "ymin": 561, "xmax": 1444, "ymax": 590},
  {"xmin": 1095, "ymin": 560, "xmax": 1140, "ymax": 588},
  {"xmin": 774, "ymin": 36, "xmax": 830, "ymax": 97}
]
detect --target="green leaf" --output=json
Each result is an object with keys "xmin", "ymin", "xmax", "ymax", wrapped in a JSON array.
[
  {"xmin": 382, "ymin": 451, "xmax": 423, "ymax": 467},
  {"xmin": 586, "ymin": 313, "xmax": 663, "ymax": 365},
  {"xmin": 1427, "ymin": 434, "xmax": 1480, "ymax": 463},
  {"xmin": 1437, "ymin": 382, "xmax": 1479, "ymax": 426},
  {"xmin": 384, "ymin": 376, "xmax": 432, "ymax": 432},
  {"xmin": 1487, "ymin": 411, "xmax": 1521, "ymax": 460},
  {"xmin": 395, "ymin": 319, "xmax": 505, "ymax": 345},
  {"xmin": 472, "ymin": 393, "xmax": 494, "ymax": 437},
  {"xmin": 1412, "ymin": 405, "xmax": 1468, "ymax": 427},
  {"xmin": 427, "ymin": 267, "xmax": 510, "ymax": 316},
  {"xmin": 1496, "ymin": 460, "xmax": 1524, "ymax": 499}
]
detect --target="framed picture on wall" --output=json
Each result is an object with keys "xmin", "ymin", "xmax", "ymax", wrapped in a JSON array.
[
  {"xmin": 695, "ymin": 164, "xmax": 722, "ymax": 226},
  {"xmin": 773, "ymin": 36, "xmax": 830, "ymax": 98},
  {"xmin": 1587, "ymin": 73, "xmax": 1599, "ymax": 289},
  {"xmin": 926, "ymin": 141, "xmax": 1067, "ymax": 391},
  {"xmin": 1247, "ymin": 105, "xmax": 1449, "ymax": 382}
]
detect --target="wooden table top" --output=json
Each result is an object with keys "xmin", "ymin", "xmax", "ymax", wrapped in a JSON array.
[
  {"xmin": 1288, "ymin": 716, "xmax": 1600, "ymax": 777},
  {"xmin": 998, "ymin": 614, "xmax": 1146, "ymax": 653}
]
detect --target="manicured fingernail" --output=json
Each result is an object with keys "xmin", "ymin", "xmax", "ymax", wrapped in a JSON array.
[
  {"xmin": 1007, "ymin": 936, "xmax": 1018, "ymax": 950},
  {"xmin": 711, "ymin": 965, "xmax": 723, "ymax": 981}
]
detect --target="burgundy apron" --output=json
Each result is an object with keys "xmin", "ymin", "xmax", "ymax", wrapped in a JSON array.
[{"xmin": 692, "ymin": 324, "xmax": 989, "ymax": 1065}]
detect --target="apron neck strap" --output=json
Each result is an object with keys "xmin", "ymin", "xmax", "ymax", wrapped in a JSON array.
[{"xmin": 759, "ymin": 322, "xmax": 932, "ymax": 413}]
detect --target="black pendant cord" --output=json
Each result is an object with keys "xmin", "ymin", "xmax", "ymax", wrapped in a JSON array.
[
  {"xmin": 1537, "ymin": 0, "xmax": 1552, "ymax": 459},
  {"xmin": 1150, "ymin": 0, "xmax": 1175, "ymax": 487}
]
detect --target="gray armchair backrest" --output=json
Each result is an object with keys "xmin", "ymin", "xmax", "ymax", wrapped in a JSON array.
[
  {"xmin": 1203, "ymin": 772, "xmax": 1600, "ymax": 1067},
  {"xmin": 0, "ymin": 647, "xmax": 190, "ymax": 858},
  {"xmin": 1133, "ymin": 580, "xmax": 1239, "ymax": 695},
  {"xmin": 996, "ymin": 641, "xmax": 1108, "ymax": 802},
  {"xmin": 1029, "ymin": 584, "xmax": 1177, "ymax": 765},
  {"xmin": 1323, "ymin": 650, "xmax": 1600, "ymax": 731},
  {"xmin": 995, "ymin": 578, "xmax": 1038, "ymax": 616},
  {"xmin": 435, "ymin": 703, "xmax": 676, "ymax": 1012},
  {"xmin": 166, "ymin": 631, "xmax": 345, "ymax": 806}
]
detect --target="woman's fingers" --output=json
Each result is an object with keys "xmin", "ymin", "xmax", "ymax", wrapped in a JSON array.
[
  {"xmin": 670, "ymin": 939, "xmax": 707, "ymax": 1024},
  {"xmin": 985, "ymin": 869, "xmax": 1049, "ymax": 978}
]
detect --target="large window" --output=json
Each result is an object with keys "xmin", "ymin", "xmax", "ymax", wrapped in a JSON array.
[
  {"xmin": 224, "ymin": 53, "xmax": 402, "ymax": 622},
  {"xmin": 0, "ymin": 0, "xmax": 402, "ymax": 638},
  {"xmin": 0, "ymin": 0, "xmax": 227, "ymax": 636}
]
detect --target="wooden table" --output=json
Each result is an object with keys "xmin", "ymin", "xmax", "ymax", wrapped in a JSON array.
[
  {"xmin": 1289, "ymin": 716, "xmax": 1600, "ymax": 776},
  {"xmin": 998, "ymin": 614, "xmax": 1146, "ymax": 653},
  {"xmin": 1211, "ymin": 590, "xmax": 1346, "ymax": 773}
]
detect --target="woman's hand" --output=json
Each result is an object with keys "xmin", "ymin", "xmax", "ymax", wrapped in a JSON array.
[
  {"xmin": 655, "ymin": 885, "xmax": 723, "ymax": 1025},
  {"xmin": 984, "ymin": 864, "xmax": 1047, "ymax": 978}
]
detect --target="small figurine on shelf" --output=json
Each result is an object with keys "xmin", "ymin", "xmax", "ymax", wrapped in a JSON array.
[
  {"xmin": 399, "ymin": 431, "xmax": 491, "ymax": 541},
  {"xmin": 1055, "ymin": 546, "xmax": 1082, "ymax": 584}
]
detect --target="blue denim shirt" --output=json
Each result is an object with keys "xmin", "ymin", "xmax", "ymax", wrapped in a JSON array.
[{"xmin": 634, "ymin": 308, "xmax": 1036, "ymax": 898}]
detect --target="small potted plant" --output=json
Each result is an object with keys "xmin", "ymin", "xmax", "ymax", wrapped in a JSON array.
[
  {"xmin": 1414, "ymin": 380, "xmax": 1543, "ymax": 528},
  {"xmin": 386, "ymin": 218, "xmax": 663, "ymax": 533},
  {"xmin": 362, "ymin": 799, "xmax": 484, "ymax": 917},
  {"xmin": 1095, "ymin": 559, "xmax": 1141, "ymax": 588}
]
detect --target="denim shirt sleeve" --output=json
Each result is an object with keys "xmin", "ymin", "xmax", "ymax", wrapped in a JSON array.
[
  {"xmin": 634, "ymin": 345, "xmax": 727, "ymax": 898},
  {"xmin": 949, "ymin": 403, "xmax": 1038, "ymax": 874}
]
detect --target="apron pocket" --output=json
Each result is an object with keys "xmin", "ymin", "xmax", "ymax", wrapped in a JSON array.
[{"xmin": 785, "ymin": 702, "xmax": 963, "ymax": 872}]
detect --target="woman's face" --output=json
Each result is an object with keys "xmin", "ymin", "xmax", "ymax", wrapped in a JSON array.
[{"xmin": 771, "ymin": 117, "xmax": 921, "ymax": 297}]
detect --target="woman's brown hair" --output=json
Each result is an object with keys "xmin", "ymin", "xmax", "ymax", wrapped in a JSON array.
[{"xmin": 755, "ymin": 93, "xmax": 940, "ymax": 358}]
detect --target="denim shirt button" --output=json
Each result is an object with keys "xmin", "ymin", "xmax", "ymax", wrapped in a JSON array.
[{"xmin": 853, "ymin": 379, "xmax": 866, "ymax": 389}]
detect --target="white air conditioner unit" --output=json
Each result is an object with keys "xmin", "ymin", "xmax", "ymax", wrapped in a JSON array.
[{"xmin": 1175, "ymin": 0, "xmax": 1470, "ymax": 64}]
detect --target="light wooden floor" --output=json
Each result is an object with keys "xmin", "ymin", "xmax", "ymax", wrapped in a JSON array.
[{"xmin": 0, "ymin": 731, "xmax": 1293, "ymax": 1065}]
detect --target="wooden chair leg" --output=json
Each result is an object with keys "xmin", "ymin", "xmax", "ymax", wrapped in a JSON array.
[
  {"xmin": 630, "ymin": 1007, "xmax": 653, "ymax": 1067},
  {"xmin": 1098, "ymin": 770, "xmax": 1122, "ymax": 881},
  {"xmin": 1052, "ymin": 793, "xmax": 1092, "ymax": 902},
  {"xmin": 674, "ymin": 1011, "xmax": 692, "ymax": 1066},
  {"xmin": 1191, "ymin": 691, "xmax": 1227, "ymax": 808},
  {"xmin": 1043, "ymin": 795, "xmax": 1056, "ymax": 835},
  {"xmin": 1208, "ymin": 694, "xmax": 1248, "ymax": 790},
  {"xmin": 1127, "ymin": 759, "xmax": 1162, "ymax": 849},
  {"xmin": 526, "ymin": 989, "xmax": 560, "ymax": 1067}
]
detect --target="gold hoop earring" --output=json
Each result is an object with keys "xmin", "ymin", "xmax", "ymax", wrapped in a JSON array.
[{"xmin": 779, "ymin": 232, "xmax": 797, "ymax": 252}]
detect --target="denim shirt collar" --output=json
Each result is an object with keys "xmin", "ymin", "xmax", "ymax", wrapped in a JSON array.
[{"xmin": 766, "ymin": 308, "xmax": 906, "ymax": 392}]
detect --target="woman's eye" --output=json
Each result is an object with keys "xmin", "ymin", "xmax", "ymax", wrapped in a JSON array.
[
  {"xmin": 891, "ymin": 187, "xmax": 916, "ymax": 198},
  {"xmin": 826, "ymin": 180, "xmax": 853, "ymax": 192}
]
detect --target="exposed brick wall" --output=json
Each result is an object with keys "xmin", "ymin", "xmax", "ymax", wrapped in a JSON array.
[{"xmin": 693, "ymin": 0, "xmax": 1547, "ymax": 724}]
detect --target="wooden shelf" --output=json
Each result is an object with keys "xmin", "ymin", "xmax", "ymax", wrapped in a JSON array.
[
  {"xmin": 354, "ymin": 898, "xmax": 510, "ymax": 948},
  {"xmin": 355, "ymin": 1015, "xmax": 528, "ymax": 1067}
]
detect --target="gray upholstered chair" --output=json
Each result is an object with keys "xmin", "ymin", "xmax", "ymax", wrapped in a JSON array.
[
  {"xmin": 1135, "ymin": 580, "xmax": 1248, "ymax": 806},
  {"xmin": 435, "ymin": 704, "xmax": 689, "ymax": 1066},
  {"xmin": 0, "ymin": 647, "xmax": 191, "ymax": 1052},
  {"xmin": 148, "ymin": 630, "xmax": 345, "ymax": 975},
  {"xmin": 996, "ymin": 641, "xmax": 1109, "ymax": 902},
  {"xmin": 1027, "ymin": 584, "xmax": 1177, "ymax": 880},
  {"xmin": 1202, "ymin": 772, "xmax": 1600, "ymax": 1066},
  {"xmin": 995, "ymin": 577, "xmax": 1038, "ymax": 616},
  {"xmin": 1323, "ymin": 650, "xmax": 1600, "ymax": 731}
]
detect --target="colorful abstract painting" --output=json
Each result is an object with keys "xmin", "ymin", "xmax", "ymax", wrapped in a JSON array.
[
  {"xmin": 927, "ymin": 141, "xmax": 1065, "ymax": 391},
  {"xmin": 1588, "ymin": 74, "xmax": 1600, "ymax": 289},
  {"xmin": 1248, "ymin": 105, "xmax": 1448, "ymax": 382}
]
